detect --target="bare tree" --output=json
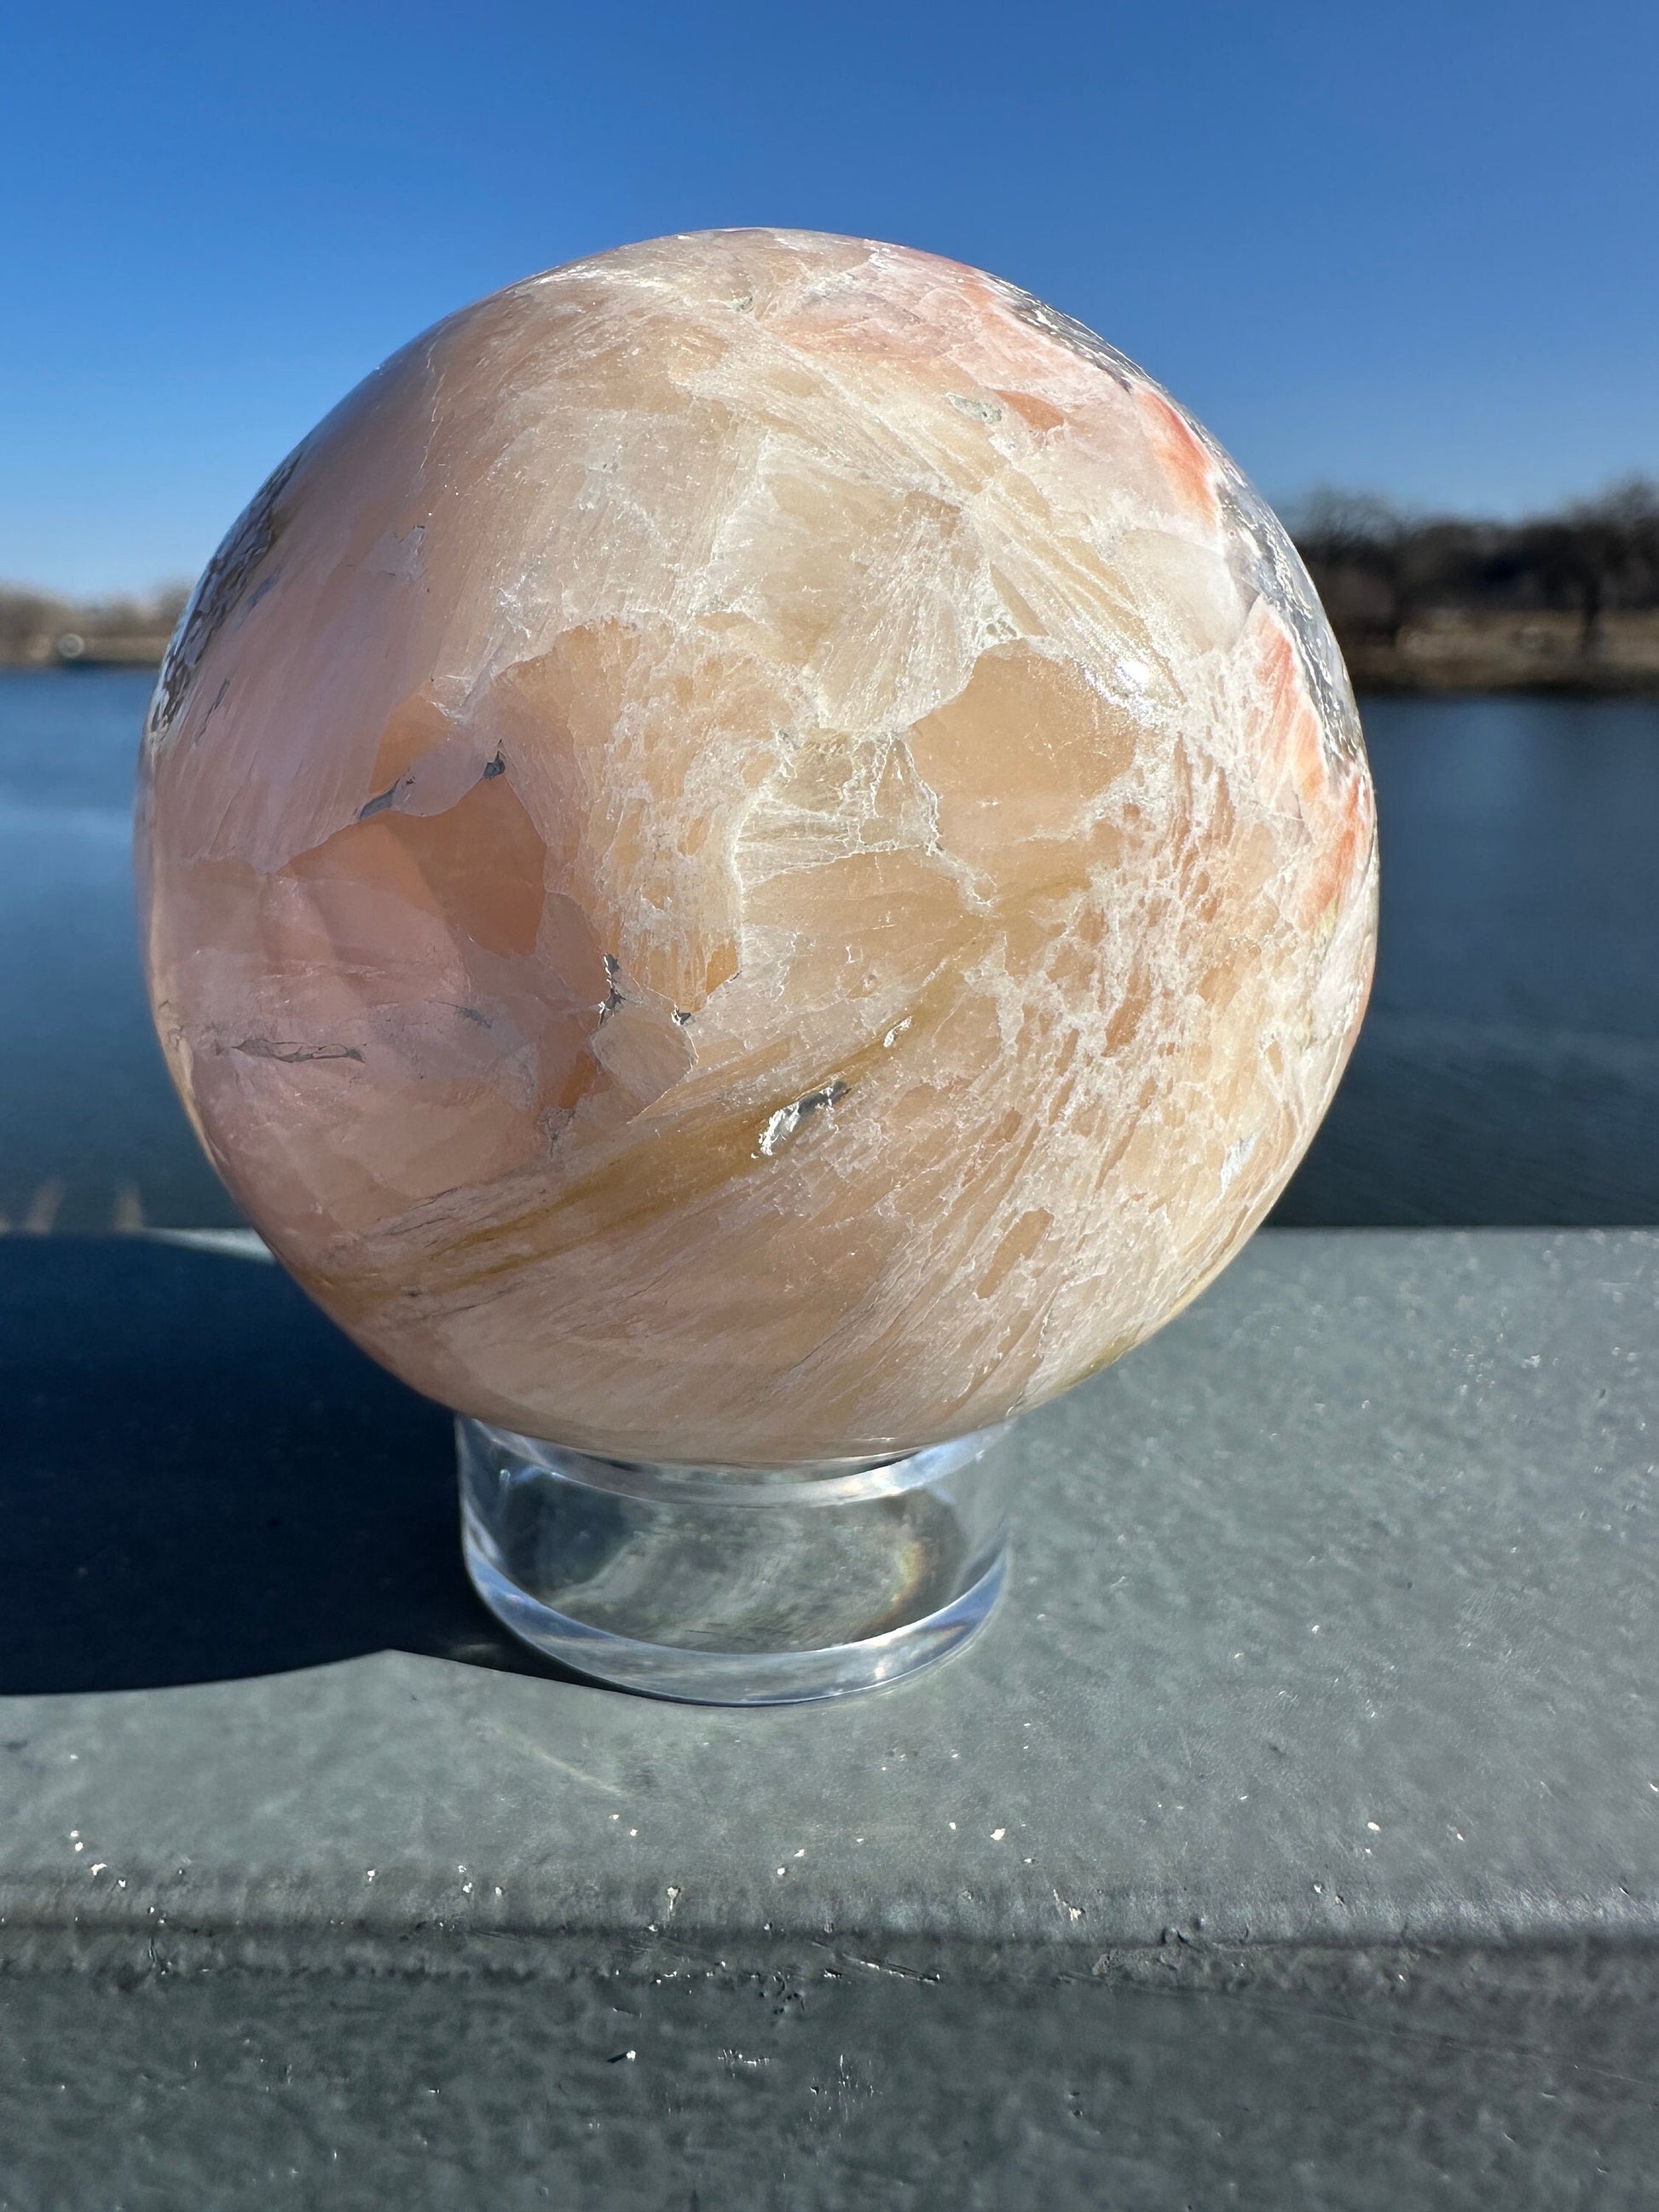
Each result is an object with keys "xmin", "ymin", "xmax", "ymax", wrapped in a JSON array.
[{"xmin": 1291, "ymin": 476, "xmax": 1659, "ymax": 661}]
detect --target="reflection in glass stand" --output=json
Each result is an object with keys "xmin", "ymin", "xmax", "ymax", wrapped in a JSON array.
[{"xmin": 457, "ymin": 1419, "xmax": 1013, "ymax": 1705}]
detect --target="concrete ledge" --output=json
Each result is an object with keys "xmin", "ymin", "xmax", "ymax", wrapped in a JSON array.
[{"xmin": 3, "ymin": 1230, "xmax": 1656, "ymax": 2204}]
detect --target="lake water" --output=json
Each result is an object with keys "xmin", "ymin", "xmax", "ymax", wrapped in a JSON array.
[{"xmin": 3, "ymin": 667, "xmax": 1656, "ymax": 1232}]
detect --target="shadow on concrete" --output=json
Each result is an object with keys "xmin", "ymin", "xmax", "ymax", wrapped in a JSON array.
[
  {"xmin": 1269, "ymin": 1013, "xmax": 1659, "ymax": 1228},
  {"xmin": 0, "ymin": 1237, "xmax": 584, "ymax": 1695}
]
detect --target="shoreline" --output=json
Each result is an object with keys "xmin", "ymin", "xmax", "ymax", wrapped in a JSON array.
[
  {"xmin": 6, "ymin": 638, "xmax": 1659, "ymax": 702},
  {"xmin": 1348, "ymin": 666, "xmax": 1659, "ymax": 699},
  {"xmin": 0, "ymin": 644, "xmax": 171, "ymax": 672},
  {"xmin": 9, "ymin": 672, "xmax": 1659, "ymax": 705},
  {"xmin": 1340, "ymin": 607, "xmax": 1659, "ymax": 699}
]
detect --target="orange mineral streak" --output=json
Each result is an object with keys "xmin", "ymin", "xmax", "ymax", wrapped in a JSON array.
[
  {"xmin": 1247, "ymin": 602, "xmax": 1378, "ymax": 937},
  {"xmin": 140, "ymin": 229, "xmax": 1377, "ymax": 1467},
  {"xmin": 1133, "ymin": 386, "xmax": 1223, "ymax": 528}
]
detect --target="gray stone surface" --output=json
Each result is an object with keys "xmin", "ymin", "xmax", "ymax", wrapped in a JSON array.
[{"xmin": 3, "ymin": 1228, "xmax": 1657, "ymax": 2204}]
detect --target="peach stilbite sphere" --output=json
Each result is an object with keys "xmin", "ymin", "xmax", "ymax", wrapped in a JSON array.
[{"xmin": 140, "ymin": 229, "xmax": 1376, "ymax": 1469}]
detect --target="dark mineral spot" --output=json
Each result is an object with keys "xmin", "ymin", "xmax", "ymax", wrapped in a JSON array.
[{"xmin": 148, "ymin": 444, "xmax": 306, "ymax": 739}]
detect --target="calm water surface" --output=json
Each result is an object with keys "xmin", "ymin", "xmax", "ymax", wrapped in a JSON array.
[{"xmin": 3, "ymin": 669, "xmax": 1656, "ymax": 1230}]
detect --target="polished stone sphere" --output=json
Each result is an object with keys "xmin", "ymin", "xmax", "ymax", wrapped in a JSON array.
[{"xmin": 140, "ymin": 229, "xmax": 1376, "ymax": 1467}]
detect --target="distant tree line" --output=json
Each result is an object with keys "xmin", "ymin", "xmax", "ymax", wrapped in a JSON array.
[
  {"xmin": 7, "ymin": 477, "xmax": 1659, "ymax": 668},
  {"xmin": 1289, "ymin": 477, "xmax": 1659, "ymax": 656},
  {"xmin": 0, "ymin": 580, "xmax": 189, "ymax": 663}
]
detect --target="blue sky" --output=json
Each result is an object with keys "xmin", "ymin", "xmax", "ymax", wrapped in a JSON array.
[{"xmin": 4, "ymin": 0, "xmax": 1657, "ymax": 593}]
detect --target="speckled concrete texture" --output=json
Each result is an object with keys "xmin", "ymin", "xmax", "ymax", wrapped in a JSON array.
[{"xmin": 2, "ymin": 1229, "xmax": 1656, "ymax": 2203}]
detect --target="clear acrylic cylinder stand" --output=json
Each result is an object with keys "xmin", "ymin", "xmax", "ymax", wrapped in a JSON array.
[{"xmin": 457, "ymin": 1418, "xmax": 1012, "ymax": 1705}]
